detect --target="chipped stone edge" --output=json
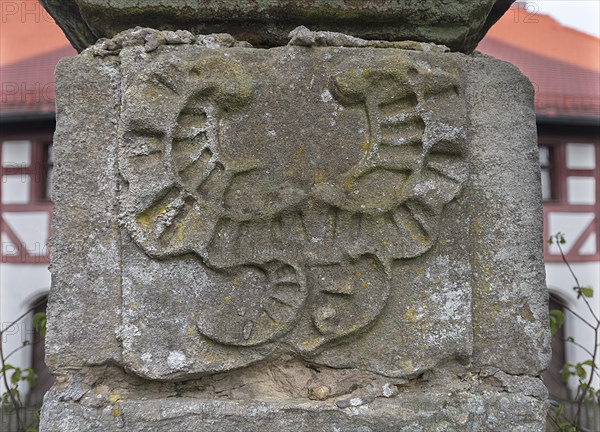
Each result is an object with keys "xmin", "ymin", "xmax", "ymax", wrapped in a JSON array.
[
  {"xmin": 287, "ymin": 25, "xmax": 450, "ymax": 52},
  {"xmin": 88, "ymin": 27, "xmax": 253, "ymax": 56},
  {"xmin": 88, "ymin": 26, "xmax": 450, "ymax": 57}
]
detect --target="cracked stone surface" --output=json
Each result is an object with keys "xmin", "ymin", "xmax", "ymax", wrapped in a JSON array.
[
  {"xmin": 42, "ymin": 28, "xmax": 549, "ymax": 431},
  {"xmin": 41, "ymin": 361, "xmax": 548, "ymax": 431}
]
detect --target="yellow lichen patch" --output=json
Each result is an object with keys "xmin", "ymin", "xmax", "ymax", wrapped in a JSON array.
[
  {"xmin": 204, "ymin": 353, "xmax": 226, "ymax": 362},
  {"xmin": 295, "ymin": 145, "xmax": 305, "ymax": 157},
  {"xmin": 314, "ymin": 170, "xmax": 326, "ymax": 184},
  {"xmin": 404, "ymin": 218, "xmax": 428, "ymax": 245},
  {"xmin": 416, "ymin": 267, "xmax": 425, "ymax": 276},
  {"xmin": 403, "ymin": 308, "xmax": 418, "ymax": 323},
  {"xmin": 232, "ymin": 278, "xmax": 238, "ymax": 286},
  {"xmin": 186, "ymin": 327, "xmax": 195, "ymax": 337},
  {"xmin": 360, "ymin": 140, "xmax": 371, "ymax": 152},
  {"xmin": 335, "ymin": 280, "xmax": 353, "ymax": 294},
  {"xmin": 399, "ymin": 359, "xmax": 414, "ymax": 371},
  {"xmin": 361, "ymin": 281, "xmax": 369, "ymax": 288},
  {"xmin": 367, "ymin": 258, "xmax": 379, "ymax": 269},
  {"xmin": 332, "ymin": 324, "xmax": 359, "ymax": 337},
  {"xmin": 109, "ymin": 394, "xmax": 122, "ymax": 404},
  {"xmin": 362, "ymin": 69, "xmax": 372, "ymax": 78},
  {"xmin": 223, "ymin": 295, "xmax": 232, "ymax": 304},
  {"xmin": 136, "ymin": 203, "xmax": 169, "ymax": 229},
  {"xmin": 136, "ymin": 212, "xmax": 151, "ymax": 228},
  {"xmin": 300, "ymin": 337, "xmax": 323, "ymax": 350},
  {"xmin": 175, "ymin": 222, "xmax": 184, "ymax": 242},
  {"xmin": 470, "ymin": 218, "xmax": 483, "ymax": 235},
  {"xmin": 354, "ymin": 270, "xmax": 363, "ymax": 277},
  {"xmin": 343, "ymin": 177, "xmax": 354, "ymax": 191},
  {"xmin": 111, "ymin": 408, "xmax": 122, "ymax": 417}
]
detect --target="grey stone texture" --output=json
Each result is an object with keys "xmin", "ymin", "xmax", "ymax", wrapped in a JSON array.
[
  {"xmin": 41, "ymin": 364, "xmax": 547, "ymax": 432},
  {"xmin": 40, "ymin": 0, "xmax": 513, "ymax": 53},
  {"xmin": 41, "ymin": 30, "xmax": 550, "ymax": 431}
]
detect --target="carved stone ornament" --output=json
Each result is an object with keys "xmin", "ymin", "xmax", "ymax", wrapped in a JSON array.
[
  {"xmin": 42, "ymin": 26, "xmax": 552, "ymax": 430},
  {"xmin": 115, "ymin": 45, "xmax": 469, "ymax": 378}
]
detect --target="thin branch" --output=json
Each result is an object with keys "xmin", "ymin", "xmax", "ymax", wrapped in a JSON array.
[
  {"xmin": 562, "ymin": 337, "xmax": 595, "ymax": 358},
  {"xmin": 0, "ymin": 297, "xmax": 47, "ymax": 337},
  {"xmin": 4, "ymin": 338, "xmax": 43, "ymax": 363},
  {"xmin": 0, "ymin": 331, "xmax": 24, "ymax": 431},
  {"xmin": 552, "ymin": 297, "xmax": 596, "ymax": 330},
  {"xmin": 556, "ymin": 240, "xmax": 599, "ymax": 323},
  {"xmin": 572, "ymin": 316, "xmax": 599, "ymax": 427}
]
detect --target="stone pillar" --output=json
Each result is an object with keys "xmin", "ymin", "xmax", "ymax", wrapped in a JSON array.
[{"xmin": 40, "ymin": 3, "xmax": 550, "ymax": 431}]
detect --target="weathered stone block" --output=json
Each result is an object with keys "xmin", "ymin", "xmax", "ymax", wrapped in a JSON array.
[
  {"xmin": 40, "ymin": 0, "xmax": 513, "ymax": 53},
  {"xmin": 41, "ymin": 33, "xmax": 550, "ymax": 431}
]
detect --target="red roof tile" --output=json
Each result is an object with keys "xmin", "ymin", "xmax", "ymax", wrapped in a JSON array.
[
  {"xmin": 0, "ymin": 1, "xmax": 72, "ymax": 67},
  {"xmin": 483, "ymin": 6, "xmax": 599, "ymax": 73},
  {"xmin": 478, "ymin": 5, "xmax": 600, "ymax": 119},
  {"xmin": 478, "ymin": 37, "xmax": 600, "ymax": 118},
  {"xmin": 0, "ymin": 45, "xmax": 76, "ymax": 116}
]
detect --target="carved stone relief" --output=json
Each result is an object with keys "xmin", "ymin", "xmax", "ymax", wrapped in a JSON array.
[{"xmin": 117, "ymin": 47, "xmax": 468, "ymax": 376}]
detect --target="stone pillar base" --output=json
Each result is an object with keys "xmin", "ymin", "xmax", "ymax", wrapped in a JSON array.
[{"xmin": 41, "ymin": 29, "xmax": 550, "ymax": 432}]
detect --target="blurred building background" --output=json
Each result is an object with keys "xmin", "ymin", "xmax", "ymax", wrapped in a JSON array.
[
  {"xmin": 478, "ymin": 5, "xmax": 600, "ymax": 425},
  {"xmin": 1, "ymin": 1, "xmax": 599, "ymax": 429}
]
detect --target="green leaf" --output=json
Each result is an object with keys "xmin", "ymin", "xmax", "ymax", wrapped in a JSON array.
[
  {"xmin": 573, "ymin": 286, "xmax": 594, "ymax": 299},
  {"xmin": 559, "ymin": 421, "xmax": 573, "ymax": 430},
  {"xmin": 33, "ymin": 312, "xmax": 47, "ymax": 338},
  {"xmin": 0, "ymin": 364, "xmax": 15, "ymax": 374},
  {"xmin": 10, "ymin": 367, "xmax": 22, "ymax": 384},
  {"xmin": 549, "ymin": 309, "xmax": 565, "ymax": 335},
  {"xmin": 575, "ymin": 364, "xmax": 587, "ymax": 379},
  {"xmin": 561, "ymin": 364, "xmax": 574, "ymax": 382},
  {"xmin": 24, "ymin": 367, "xmax": 37, "ymax": 387},
  {"xmin": 581, "ymin": 287, "xmax": 593, "ymax": 298}
]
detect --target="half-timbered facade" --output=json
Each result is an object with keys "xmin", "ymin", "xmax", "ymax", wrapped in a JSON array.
[{"xmin": 1, "ymin": 35, "xmax": 74, "ymax": 403}]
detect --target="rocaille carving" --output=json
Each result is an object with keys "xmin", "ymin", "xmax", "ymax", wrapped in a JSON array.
[{"xmin": 118, "ymin": 51, "xmax": 468, "ymax": 356}]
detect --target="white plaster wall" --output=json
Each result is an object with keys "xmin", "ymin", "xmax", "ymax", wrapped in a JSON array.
[
  {"xmin": 1, "ymin": 141, "xmax": 31, "ymax": 167},
  {"xmin": 0, "ymin": 263, "xmax": 51, "ymax": 396},
  {"xmin": 567, "ymin": 177, "xmax": 596, "ymax": 205},
  {"xmin": 547, "ymin": 212, "xmax": 596, "ymax": 255},
  {"xmin": 2, "ymin": 212, "xmax": 50, "ymax": 255},
  {"xmin": 566, "ymin": 143, "xmax": 596, "ymax": 170},
  {"xmin": 1, "ymin": 175, "xmax": 31, "ymax": 204},
  {"xmin": 546, "ymin": 261, "xmax": 600, "ymax": 394}
]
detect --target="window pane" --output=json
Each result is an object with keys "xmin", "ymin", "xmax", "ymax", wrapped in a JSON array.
[
  {"xmin": 44, "ymin": 143, "xmax": 54, "ymax": 200},
  {"xmin": 47, "ymin": 143, "xmax": 54, "ymax": 165},
  {"xmin": 566, "ymin": 143, "xmax": 595, "ymax": 170},
  {"xmin": 541, "ymin": 169, "xmax": 552, "ymax": 201},
  {"xmin": 1, "ymin": 140, "xmax": 31, "ymax": 167},
  {"xmin": 46, "ymin": 167, "xmax": 53, "ymax": 201},
  {"xmin": 539, "ymin": 145, "xmax": 550, "ymax": 167}
]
